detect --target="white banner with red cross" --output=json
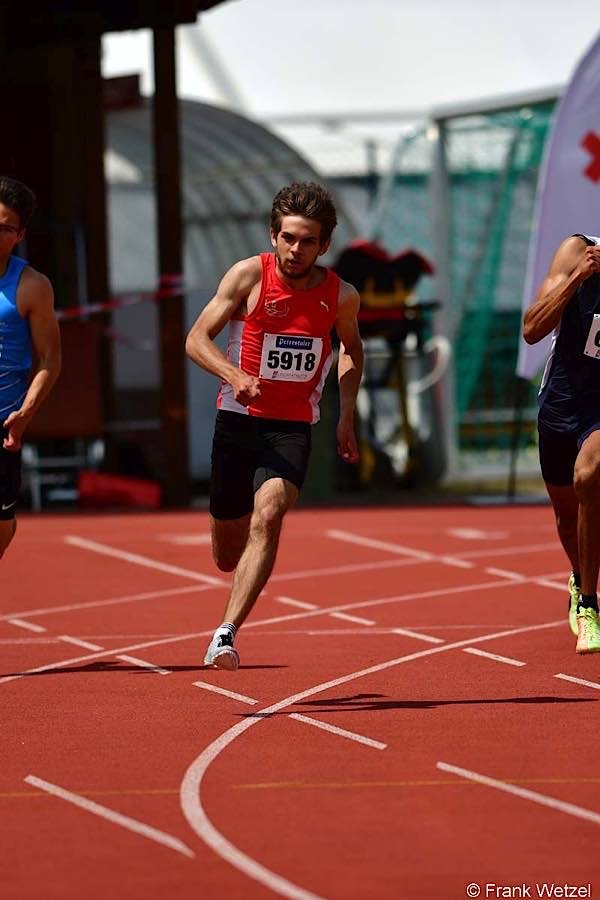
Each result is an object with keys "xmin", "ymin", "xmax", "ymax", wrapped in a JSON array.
[{"xmin": 517, "ymin": 32, "xmax": 600, "ymax": 380}]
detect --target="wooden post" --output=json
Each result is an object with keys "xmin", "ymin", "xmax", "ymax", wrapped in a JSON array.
[{"xmin": 152, "ymin": 23, "xmax": 190, "ymax": 506}]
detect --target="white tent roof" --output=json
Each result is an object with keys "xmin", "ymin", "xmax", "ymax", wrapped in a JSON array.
[{"xmin": 102, "ymin": 0, "xmax": 600, "ymax": 173}]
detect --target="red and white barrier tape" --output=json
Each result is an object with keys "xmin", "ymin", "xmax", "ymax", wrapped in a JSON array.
[{"xmin": 55, "ymin": 274, "xmax": 210, "ymax": 322}]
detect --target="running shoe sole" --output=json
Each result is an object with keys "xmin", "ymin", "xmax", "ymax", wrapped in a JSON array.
[{"xmin": 205, "ymin": 647, "xmax": 240, "ymax": 670}]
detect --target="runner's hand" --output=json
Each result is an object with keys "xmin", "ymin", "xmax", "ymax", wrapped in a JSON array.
[
  {"xmin": 336, "ymin": 419, "xmax": 359, "ymax": 463},
  {"xmin": 232, "ymin": 372, "xmax": 261, "ymax": 406},
  {"xmin": 3, "ymin": 410, "xmax": 28, "ymax": 451},
  {"xmin": 577, "ymin": 246, "xmax": 600, "ymax": 280}
]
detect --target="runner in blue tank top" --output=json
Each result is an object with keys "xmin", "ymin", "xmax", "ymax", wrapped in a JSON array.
[
  {"xmin": 523, "ymin": 233, "xmax": 600, "ymax": 653},
  {"xmin": 0, "ymin": 177, "xmax": 61, "ymax": 557}
]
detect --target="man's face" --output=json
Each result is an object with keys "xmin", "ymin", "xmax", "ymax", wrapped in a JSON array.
[
  {"xmin": 0, "ymin": 203, "xmax": 24, "ymax": 255},
  {"xmin": 271, "ymin": 215, "xmax": 330, "ymax": 280}
]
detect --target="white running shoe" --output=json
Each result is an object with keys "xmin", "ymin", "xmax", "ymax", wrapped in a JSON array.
[{"xmin": 204, "ymin": 630, "xmax": 240, "ymax": 670}]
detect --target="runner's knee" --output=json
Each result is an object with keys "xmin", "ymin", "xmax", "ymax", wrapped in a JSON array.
[
  {"xmin": 574, "ymin": 460, "xmax": 600, "ymax": 500},
  {"xmin": 251, "ymin": 501, "xmax": 286, "ymax": 540},
  {"xmin": 213, "ymin": 548, "xmax": 240, "ymax": 572}
]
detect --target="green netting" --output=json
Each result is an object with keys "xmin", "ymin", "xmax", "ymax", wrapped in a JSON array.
[{"xmin": 370, "ymin": 101, "xmax": 556, "ymax": 456}]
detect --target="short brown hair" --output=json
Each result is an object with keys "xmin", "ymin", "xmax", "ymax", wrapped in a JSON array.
[
  {"xmin": 0, "ymin": 176, "xmax": 36, "ymax": 229},
  {"xmin": 271, "ymin": 181, "xmax": 338, "ymax": 244}
]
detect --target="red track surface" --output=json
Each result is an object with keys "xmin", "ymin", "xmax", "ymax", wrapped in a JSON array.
[{"xmin": 2, "ymin": 505, "xmax": 598, "ymax": 899}]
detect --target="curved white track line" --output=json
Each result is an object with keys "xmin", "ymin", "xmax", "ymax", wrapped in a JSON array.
[{"xmin": 180, "ymin": 617, "xmax": 563, "ymax": 899}]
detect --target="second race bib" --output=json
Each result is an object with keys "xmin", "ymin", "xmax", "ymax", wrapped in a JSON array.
[{"xmin": 584, "ymin": 314, "xmax": 600, "ymax": 359}]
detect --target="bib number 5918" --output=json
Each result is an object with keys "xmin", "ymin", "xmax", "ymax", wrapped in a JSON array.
[
  {"xmin": 259, "ymin": 334, "xmax": 323, "ymax": 382},
  {"xmin": 266, "ymin": 349, "xmax": 317, "ymax": 372}
]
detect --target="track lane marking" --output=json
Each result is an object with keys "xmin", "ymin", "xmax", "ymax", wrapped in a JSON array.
[
  {"xmin": 276, "ymin": 597, "xmax": 319, "ymax": 610},
  {"xmin": 0, "ymin": 583, "xmax": 216, "ymax": 623},
  {"xmin": 289, "ymin": 714, "xmax": 386, "ymax": 750},
  {"xmin": 326, "ymin": 529, "xmax": 433, "ymax": 560},
  {"xmin": 116, "ymin": 655, "xmax": 171, "ymax": 675},
  {"xmin": 180, "ymin": 616, "xmax": 564, "ymax": 900},
  {"xmin": 484, "ymin": 567, "xmax": 524, "ymax": 581},
  {"xmin": 58, "ymin": 635, "xmax": 105, "ymax": 651},
  {"xmin": 6, "ymin": 618, "xmax": 46, "ymax": 633},
  {"xmin": 329, "ymin": 612, "xmax": 375, "ymax": 626},
  {"xmin": 193, "ymin": 681, "xmax": 259, "ymax": 705},
  {"xmin": 233, "ymin": 776, "xmax": 600, "ymax": 790},
  {"xmin": 25, "ymin": 775, "xmax": 195, "ymax": 858},
  {"xmin": 64, "ymin": 536, "xmax": 225, "ymax": 586},
  {"xmin": 437, "ymin": 762, "xmax": 600, "ymax": 826},
  {"xmin": 555, "ymin": 673, "xmax": 600, "ymax": 690},
  {"xmin": 462, "ymin": 648, "xmax": 526, "ymax": 667},
  {"xmin": 0, "ymin": 578, "xmax": 561, "ymax": 686},
  {"xmin": 392, "ymin": 627, "xmax": 444, "ymax": 644}
]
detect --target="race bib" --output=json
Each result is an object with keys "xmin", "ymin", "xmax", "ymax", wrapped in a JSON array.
[
  {"xmin": 259, "ymin": 333, "xmax": 323, "ymax": 381},
  {"xmin": 584, "ymin": 315, "xmax": 600, "ymax": 359}
]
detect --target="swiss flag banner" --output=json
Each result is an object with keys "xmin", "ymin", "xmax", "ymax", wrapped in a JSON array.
[{"xmin": 517, "ymin": 32, "xmax": 600, "ymax": 379}]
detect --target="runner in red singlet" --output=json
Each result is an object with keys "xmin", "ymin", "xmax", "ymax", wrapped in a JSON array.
[{"xmin": 186, "ymin": 182, "xmax": 364, "ymax": 670}]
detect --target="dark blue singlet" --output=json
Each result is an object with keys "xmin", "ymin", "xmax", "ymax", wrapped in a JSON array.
[{"xmin": 538, "ymin": 234, "xmax": 600, "ymax": 439}]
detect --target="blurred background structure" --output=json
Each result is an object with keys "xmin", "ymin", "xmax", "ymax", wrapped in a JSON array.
[{"xmin": 1, "ymin": 0, "xmax": 599, "ymax": 509}]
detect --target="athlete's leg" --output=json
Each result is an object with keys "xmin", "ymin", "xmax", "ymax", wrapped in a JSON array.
[
  {"xmin": 209, "ymin": 513, "xmax": 251, "ymax": 572},
  {"xmin": 572, "ymin": 430, "xmax": 600, "ymax": 652},
  {"xmin": 573, "ymin": 429, "xmax": 600, "ymax": 597},
  {"xmin": 544, "ymin": 482, "xmax": 579, "ymax": 573},
  {"xmin": 538, "ymin": 420, "xmax": 581, "ymax": 633},
  {"xmin": 220, "ymin": 476, "xmax": 298, "ymax": 629},
  {"xmin": 0, "ymin": 519, "xmax": 16, "ymax": 557}
]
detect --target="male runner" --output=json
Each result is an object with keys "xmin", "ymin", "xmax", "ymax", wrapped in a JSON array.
[
  {"xmin": 523, "ymin": 233, "xmax": 600, "ymax": 653},
  {"xmin": 186, "ymin": 181, "xmax": 363, "ymax": 669},
  {"xmin": 0, "ymin": 176, "xmax": 61, "ymax": 553}
]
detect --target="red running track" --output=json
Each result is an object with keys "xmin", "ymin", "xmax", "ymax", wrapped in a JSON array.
[{"xmin": 1, "ymin": 505, "xmax": 598, "ymax": 899}]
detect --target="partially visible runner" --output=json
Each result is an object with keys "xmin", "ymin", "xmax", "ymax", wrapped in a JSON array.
[
  {"xmin": 0, "ymin": 176, "xmax": 61, "ymax": 555},
  {"xmin": 523, "ymin": 232, "xmax": 600, "ymax": 653},
  {"xmin": 186, "ymin": 181, "xmax": 363, "ymax": 669}
]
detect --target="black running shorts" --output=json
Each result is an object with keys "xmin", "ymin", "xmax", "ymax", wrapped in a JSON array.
[
  {"xmin": 209, "ymin": 410, "xmax": 312, "ymax": 520},
  {"xmin": 537, "ymin": 418, "xmax": 600, "ymax": 487},
  {"xmin": 0, "ymin": 438, "xmax": 21, "ymax": 520}
]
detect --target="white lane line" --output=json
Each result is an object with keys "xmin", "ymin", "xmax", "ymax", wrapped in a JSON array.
[
  {"xmin": 329, "ymin": 612, "xmax": 375, "ymax": 626},
  {"xmin": 484, "ymin": 567, "xmax": 524, "ymax": 581},
  {"xmin": 0, "ymin": 638, "xmax": 59, "ymax": 645},
  {"xmin": 193, "ymin": 681, "xmax": 259, "ymax": 705},
  {"xmin": 462, "ymin": 647, "xmax": 526, "ymax": 667},
  {"xmin": 458, "ymin": 542, "xmax": 559, "ymax": 560},
  {"xmin": 271, "ymin": 555, "xmax": 427, "ymax": 583},
  {"xmin": 117, "ymin": 655, "xmax": 171, "ymax": 675},
  {"xmin": 276, "ymin": 596, "xmax": 319, "ymax": 611},
  {"xmin": 0, "ymin": 577, "xmax": 548, "ymax": 687},
  {"xmin": 436, "ymin": 761, "xmax": 600, "ymax": 826},
  {"xmin": 180, "ymin": 616, "xmax": 565, "ymax": 900},
  {"xmin": 64, "ymin": 536, "xmax": 225, "ymax": 586},
  {"xmin": 392, "ymin": 627, "xmax": 444, "ymax": 644},
  {"xmin": 289, "ymin": 713, "xmax": 386, "ymax": 751},
  {"xmin": 555, "ymin": 673, "xmax": 600, "ymax": 691},
  {"xmin": 447, "ymin": 528, "xmax": 508, "ymax": 540},
  {"xmin": 25, "ymin": 775, "xmax": 195, "ymax": 858},
  {"xmin": 0, "ymin": 583, "xmax": 216, "ymax": 623},
  {"xmin": 326, "ymin": 528, "xmax": 433, "ymax": 560},
  {"xmin": 58, "ymin": 635, "xmax": 105, "ymax": 652},
  {"xmin": 7, "ymin": 618, "xmax": 46, "ymax": 633},
  {"xmin": 159, "ymin": 534, "xmax": 212, "ymax": 545},
  {"xmin": 440, "ymin": 556, "xmax": 475, "ymax": 569}
]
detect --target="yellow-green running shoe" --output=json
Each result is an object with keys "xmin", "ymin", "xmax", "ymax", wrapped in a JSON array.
[
  {"xmin": 568, "ymin": 573, "xmax": 580, "ymax": 637},
  {"xmin": 576, "ymin": 606, "xmax": 600, "ymax": 654}
]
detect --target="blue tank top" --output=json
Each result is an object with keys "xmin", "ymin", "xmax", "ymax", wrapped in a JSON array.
[
  {"xmin": 0, "ymin": 256, "xmax": 32, "ymax": 418},
  {"xmin": 538, "ymin": 235, "xmax": 600, "ymax": 431}
]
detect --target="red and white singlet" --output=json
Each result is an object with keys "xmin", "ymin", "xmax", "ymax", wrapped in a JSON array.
[{"xmin": 217, "ymin": 253, "xmax": 340, "ymax": 423}]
